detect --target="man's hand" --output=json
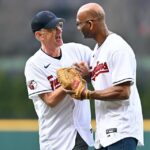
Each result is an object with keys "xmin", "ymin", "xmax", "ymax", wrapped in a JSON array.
[{"xmin": 72, "ymin": 62, "xmax": 90, "ymax": 78}]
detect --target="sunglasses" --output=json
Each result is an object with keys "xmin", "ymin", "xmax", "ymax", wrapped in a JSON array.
[
  {"xmin": 41, "ymin": 22, "xmax": 64, "ymax": 32},
  {"xmin": 54, "ymin": 22, "xmax": 63, "ymax": 29},
  {"xmin": 76, "ymin": 17, "xmax": 100, "ymax": 29}
]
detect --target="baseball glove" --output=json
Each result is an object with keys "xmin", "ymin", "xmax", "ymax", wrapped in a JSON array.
[{"xmin": 57, "ymin": 67, "xmax": 87, "ymax": 99}]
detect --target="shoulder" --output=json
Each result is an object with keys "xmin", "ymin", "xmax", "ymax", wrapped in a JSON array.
[
  {"xmin": 24, "ymin": 50, "xmax": 44, "ymax": 76},
  {"xmin": 107, "ymin": 33, "xmax": 134, "ymax": 54},
  {"xmin": 25, "ymin": 50, "xmax": 41, "ymax": 68},
  {"xmin": 107, "ymin": 33, "xmax": 125, "ymax": 46},
  {"xmin": 25, "ymin": 56, "xmax": 34, "ymax": 67},
  {"xmin": 109, "ymin": 34, "xmax": 131, "ymax": 48}
]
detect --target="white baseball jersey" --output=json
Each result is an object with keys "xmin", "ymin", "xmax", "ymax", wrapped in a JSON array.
[
  {"xmin": 90, "ymin": 33, "xmax": 144, "ymax": 148},
  {"xmin": 24, "ymin": 42, "xmax": 94, "ymax": 150}
]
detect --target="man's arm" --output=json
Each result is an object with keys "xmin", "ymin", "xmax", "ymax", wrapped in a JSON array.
[
  {"xmin": 39, "ymin": 86, "xmax": 67, "ymax": 107},
  {"xmin": 88, "ymin": 82, "xmax": 131, "ymax": 101},
  {"xmin": 71, "ymin": 62, "xmax": 131, "ymax": 101}
]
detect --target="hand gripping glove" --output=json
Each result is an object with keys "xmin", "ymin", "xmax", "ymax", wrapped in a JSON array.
[{"xmin": 57, "ymin": 67, "xmax": 87, "ymax": 99}]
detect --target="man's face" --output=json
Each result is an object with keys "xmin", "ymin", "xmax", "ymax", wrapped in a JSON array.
[
  {"xmin": 39, "ymin": 22, "xmax": 64, "ymax": 47},
  {"xmin": 76, "ymin": 14, "xmax": 93, "ymax": 39}
]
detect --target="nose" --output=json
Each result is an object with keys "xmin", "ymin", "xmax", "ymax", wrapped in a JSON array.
[
  {"xmin": 77, "ymin": 25, "xmax": 82, "ymax": 30},
  {"xmin": 76, "ymin": 22, "xmax": 84, "ymax": 31}
]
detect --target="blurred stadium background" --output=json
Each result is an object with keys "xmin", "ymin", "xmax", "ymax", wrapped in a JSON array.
[{"xmin": 0, "ymin": 0, "xmax": 150, "ymax": 149}]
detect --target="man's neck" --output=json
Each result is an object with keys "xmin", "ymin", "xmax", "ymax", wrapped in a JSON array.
[
  {"xmin": 41, "ymin": 46, "xmax": 61, "ymax": 58},
  {"xmin": 96, "ymin": 30, "xmax": 112, "ymax": 45}
]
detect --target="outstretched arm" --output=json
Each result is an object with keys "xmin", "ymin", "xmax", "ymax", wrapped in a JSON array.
[{"xmin": 84, "ymin": 82, "xmax": 131, "ymax": 101}]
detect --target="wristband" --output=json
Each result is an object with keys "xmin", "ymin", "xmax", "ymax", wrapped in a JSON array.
[{"xmin": 85, "ymin": 90, "xmax": 91, "ymax": 99}]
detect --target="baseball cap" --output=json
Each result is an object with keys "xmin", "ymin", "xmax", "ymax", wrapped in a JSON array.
[{"xmin": 31, "ymin": 11, "xmax": 65, "ymax": 33}]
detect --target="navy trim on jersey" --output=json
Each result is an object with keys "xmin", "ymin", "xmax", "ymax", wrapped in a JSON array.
[
  {"xmin": 113, "ymin": 78, "xmax": 133, "ymax": 85},
  {"xmin": 29, "ymin": 89, "xmax": 51, "ymax": 96}
]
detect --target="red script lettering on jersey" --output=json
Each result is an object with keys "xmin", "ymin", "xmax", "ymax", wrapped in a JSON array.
[
  {"xmin": 91, "ymin": 62, "xmax": 109, "ymax": 81},
  {"xmin": 47, "ymin": 75, "xmax": 61, "ymax": 90}
]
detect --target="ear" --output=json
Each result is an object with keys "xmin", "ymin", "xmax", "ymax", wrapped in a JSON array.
[
  {"xmin": 88, "ymin": 20, "xmax": 93, "ymax": 30},
  {"xmin": 35, "ymin": 31, "xmax": 43, "ymax": 41}
]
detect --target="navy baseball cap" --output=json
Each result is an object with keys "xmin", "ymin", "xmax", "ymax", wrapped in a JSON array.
[{"xmin": 31, "ymin": 11, "xmax": 65, "ymax": 33}]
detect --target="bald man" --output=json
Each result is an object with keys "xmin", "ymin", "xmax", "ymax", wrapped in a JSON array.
[{"xmin": 75, "ymin": 3, "xmax": 144, "ymax": 150}]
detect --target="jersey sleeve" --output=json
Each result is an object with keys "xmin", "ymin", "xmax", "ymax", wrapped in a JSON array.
[
  {"xmin": 111, "ymin": 49, "xmax": 136, "ymax": 85},
  {"xmin": 24, "ymin": 61, "xmax": 52, "ymax": 99}
]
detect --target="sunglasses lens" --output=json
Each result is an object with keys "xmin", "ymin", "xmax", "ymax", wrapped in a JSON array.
[{"xmin": 57, "ymin": 22, "xmax": 63, "ymax": 29}]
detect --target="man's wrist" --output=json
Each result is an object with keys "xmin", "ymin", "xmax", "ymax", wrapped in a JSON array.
[{"xmin": 85, "ymin": 90, "xmax": 92, "ymax": 99}]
